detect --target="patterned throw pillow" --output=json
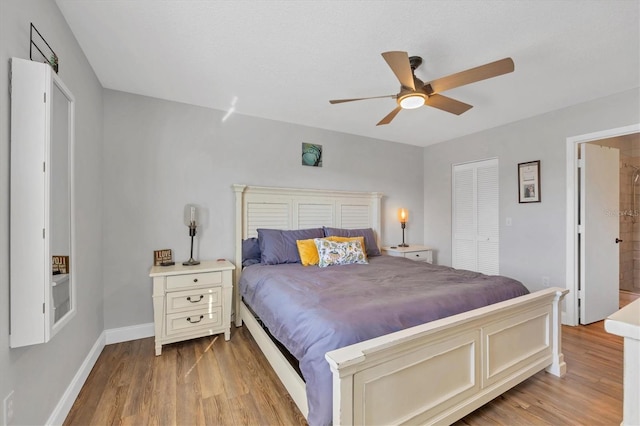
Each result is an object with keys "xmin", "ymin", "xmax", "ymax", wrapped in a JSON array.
[
  {"xmin": 314, "ymin": 238, "xmax": 368, "ymax": 268},
  {"xmin": 325, "ymin": 236, "xmax": 367, "ymax": 260}
]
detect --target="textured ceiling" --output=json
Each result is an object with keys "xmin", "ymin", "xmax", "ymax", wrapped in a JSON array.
[{"xmin": 55, "ymin": 0, "xmax": 639, "ymax": 147}]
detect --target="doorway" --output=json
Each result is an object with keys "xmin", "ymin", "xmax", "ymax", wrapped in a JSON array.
[
  {"xmin": 566, "ymin": 124, "xmax": 640, "ymax": 326},
  {"xmin": 593, "ymin": 133, "xmax": 640, "ymax": 295}
]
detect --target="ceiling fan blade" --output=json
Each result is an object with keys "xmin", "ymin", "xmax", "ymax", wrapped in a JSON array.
[
  {"xmin": 329, "ymin": 94, "xmax": 396, "ymax": 104},
  {"xmin": 381, "ymin": 51, "xmax": 415, "ymax": 91},
  {"xmin": 424, "ymin": 94, "xmax": 473, "ymax": 115},
  {"xmin": 426, "ymin": 57, "xmax": 514, "ymax": 94},
  {"xmin": 376, "ymin": 105, "xmax": 403, "ymax": 126}
]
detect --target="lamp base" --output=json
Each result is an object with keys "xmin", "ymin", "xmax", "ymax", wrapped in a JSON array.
[
  {"xmin": 398, "ymin": 243, "xmax": 409, "ymax": 247},
  {"xmin": 182, "ymin": 259, "xmax": 200, "ymax": 266}
]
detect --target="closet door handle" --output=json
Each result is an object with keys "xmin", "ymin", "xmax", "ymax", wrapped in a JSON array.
[{"xmin": 616, "ymin": 238, "xmax": 623, "ymax": 243}]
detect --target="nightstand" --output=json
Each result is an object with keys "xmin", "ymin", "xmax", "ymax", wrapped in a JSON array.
[
  {"xmin": 382, "ymin": 245, "xmax": 433, "ymax": 263},
  {"xmin": 149, "ymin": 259, "xmax": 235, "ymax": 355}
]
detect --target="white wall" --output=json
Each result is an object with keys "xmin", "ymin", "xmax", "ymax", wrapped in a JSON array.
[
  {"xmin": 424, "ymin": 88, "xmax": 640, "ymax": 292},
  {"xmin": 0, "ymin": 1, "xmax": 104, "ymax": 424},
  {"xmin": 102, "ymin": 89, "xmax": 425, "ymax": 329}
]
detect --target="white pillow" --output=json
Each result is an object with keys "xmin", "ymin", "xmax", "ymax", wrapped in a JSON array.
[{"xmin": 314, "ymin": 238, "xmax": 368, "ymax": 268}]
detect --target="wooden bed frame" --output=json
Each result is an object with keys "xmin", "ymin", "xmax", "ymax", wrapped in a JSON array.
[{"xmin": 233, "ymin": 184, "xmax": 568, "ymax": 425}]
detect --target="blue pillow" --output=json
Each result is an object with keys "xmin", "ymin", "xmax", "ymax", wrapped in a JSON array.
[
  {"xmin": 323, "ymin": 227, "xmax": 381, "ymax": 257},
  {"xmin": 242, "ymin": 237, "xmax": 261, "ymax": 267},
  {"xmin": 258, "ymin": 228, "xmax": 325, "ymax": 265}
]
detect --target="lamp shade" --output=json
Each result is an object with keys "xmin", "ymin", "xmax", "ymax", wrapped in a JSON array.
[
  {"xmin": 184, "ymin": 204, "xmax": 198, "ymax": 226},
  {"xmin": 398, "ymin": 208, "xmax": 408, "ymax": 223}
]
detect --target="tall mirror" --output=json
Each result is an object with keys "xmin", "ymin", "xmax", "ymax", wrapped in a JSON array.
[
  {"xmin": 10, "ymin": 58, "xmax": 75, "ymax": 347},
  {"xmin": 50, "ymin": 77, "xmax": 73, "ymax": 325}
]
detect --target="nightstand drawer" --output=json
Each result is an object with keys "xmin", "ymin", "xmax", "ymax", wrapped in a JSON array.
[
  {"xmin": 382, "ymin": 245, "xmax": 433, "ymax": 264},
  {"xmin": 166, "ymin": 307, "xmax": 222, "ymax": 336},
  {"xmin": 166, "ymin": 271, "xmax": 222, "ymax": 290},
  {"xmin": 407, "ymin": 250, "xmax": 432, "ymax": 262},
  {"xmin": 166, "ymin": 287, "xmax": 222, "ymax": 313}
]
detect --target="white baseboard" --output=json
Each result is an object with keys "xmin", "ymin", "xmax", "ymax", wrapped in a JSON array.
[
  {"xmin": 46, "ymin": 322, "xmax": 155, "ymax": 425},
  {"xmin": 46, "ymin": 331, "xmax": 106, "ymax": 425},
  {"xmin": 105, "ymin": 322, "xmax": 154, "ymax": 344}
]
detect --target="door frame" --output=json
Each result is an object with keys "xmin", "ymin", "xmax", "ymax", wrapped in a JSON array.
[{"xmin": 565, "ymin": 123, "xmax": 640, "ymax": 326}]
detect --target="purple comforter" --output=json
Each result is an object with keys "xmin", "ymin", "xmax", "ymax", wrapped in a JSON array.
[{"xmin": 240, "ymin": 256, "xmax": 528, "ymax": 426}]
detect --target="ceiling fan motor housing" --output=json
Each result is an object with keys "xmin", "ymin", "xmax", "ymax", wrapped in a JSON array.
[
  {"xmin": 409, "ymin": 56, "xmax": 423, "ymax": 71},
  {"xmin": 399, "ymin": 56, "xmax": 427, "ymax": 108}
]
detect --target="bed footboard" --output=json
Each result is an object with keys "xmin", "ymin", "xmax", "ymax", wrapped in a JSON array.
[{"xmin": 325, "ymin": 287, "xmax": 568, "ymax": 425}]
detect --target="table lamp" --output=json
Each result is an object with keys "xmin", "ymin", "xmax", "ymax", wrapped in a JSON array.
[
  {"xmin": 183, "ymin": 204, "xmax": 200, "ymax": 266},
  {"xmin": 398, "ymin": 208, "xmax": 409, "ymax": 247}
]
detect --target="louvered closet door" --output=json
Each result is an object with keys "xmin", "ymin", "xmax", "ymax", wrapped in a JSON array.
[{"xmin": 452, "ymin": 159, "xmax": 499, "ymax": 274}]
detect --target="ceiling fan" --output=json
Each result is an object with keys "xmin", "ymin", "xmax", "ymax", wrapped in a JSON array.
[{"xmin": 329, "ymin": 51, "xmax": 514, "ymax": 126}]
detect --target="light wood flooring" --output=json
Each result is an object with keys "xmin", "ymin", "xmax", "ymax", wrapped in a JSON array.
[
  {"xmin": 619, "ymin": 289, "xmax": 639, "ymax": 308},
  {"xmin": 65, "ymin": 292, "xmax": 638, "ymax": 426}
]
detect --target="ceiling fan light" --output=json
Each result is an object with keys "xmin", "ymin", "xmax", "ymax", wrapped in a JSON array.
[{"xmin": 399, "ymin": 94, "xmax": 425, "ymax": 109}]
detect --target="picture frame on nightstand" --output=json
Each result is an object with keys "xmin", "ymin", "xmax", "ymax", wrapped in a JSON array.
[
  {"xmin": 154, "ymin": 248, "xmax": 175, "ymax": 266},
  {"xmin": 52, "ymin": 255, "xmax": 69, "ymax": 275}
]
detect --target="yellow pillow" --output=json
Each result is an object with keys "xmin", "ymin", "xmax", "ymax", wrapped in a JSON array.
[
  {"xmin": 326, "ymin": 236, "xmax": 368, "ymax": 259},
  {"xmin": 296, "ymin": 238, "xmax": 322, "ymax": 266}
]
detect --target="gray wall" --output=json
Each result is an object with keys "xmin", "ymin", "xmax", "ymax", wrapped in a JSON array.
[
  {"xmin": 103, "ymin": 89, "xmax": 425, "ymax": 329},
  {"xmin": 424, "ymin": 88, "xmax": 640, "ymax": 292},
  {"xmin": 0, "ymin": 1, "xmax": 104, "ymax": 424}
]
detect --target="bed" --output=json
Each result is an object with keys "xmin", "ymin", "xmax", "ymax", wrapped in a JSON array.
[{"xmin": 232, "ymin": 184, "xmax": 568, "ymax": 425}]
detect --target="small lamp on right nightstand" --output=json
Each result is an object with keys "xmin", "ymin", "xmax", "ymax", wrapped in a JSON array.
[{"xmin": 398, "ymin": 208, "xmax": 409, "ymax": 247}]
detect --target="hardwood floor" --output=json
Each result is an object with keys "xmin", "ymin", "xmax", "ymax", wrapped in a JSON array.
[
  {"xmin": 65, "ymin": 294, "xmax": 638, "ymax": 425},
  {"xmin": 64, "ymin": 328, "xmax": 306, "ymax": 426},
  {"xmin": 620, "ymin": 289, "xmax": 639, "ymax": 308}
]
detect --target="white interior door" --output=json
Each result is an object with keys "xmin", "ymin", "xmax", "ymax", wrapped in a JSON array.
[{"xmin": 580, "ymin": 143, "xmax": 619, "ymax": 324}]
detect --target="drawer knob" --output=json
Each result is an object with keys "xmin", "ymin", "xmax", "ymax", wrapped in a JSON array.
[
  {"xmin": 186, "ymin": 315, "xmax": 204, "ymax": 324},
  {"xmin": 193, "ymin": 278, "xmax": 198, "ymax": 283},
  {"xmin": 187, "ymin": 295, "xmax": 204, "ymax": 303}
]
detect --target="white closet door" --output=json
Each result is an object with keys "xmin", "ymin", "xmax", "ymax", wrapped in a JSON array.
[
  {"xmin": 453, "ymin": 166, "xmax": 476, "ymax": 270},
  {"xmin": 452, "ymin": 159, "xmax": 499, "ymax": 274},
  {"xmin": 476, "ymin": 162, "xmax": 500, "ymax": 275}
]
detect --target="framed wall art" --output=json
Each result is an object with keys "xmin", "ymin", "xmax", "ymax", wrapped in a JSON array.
[
  {"xmin": 518, "ymin": 160, "xmax": 541, "ymax": 203},
  {"xmin": 302, "ymin": 143, "xmax": 322, "ymax": 167}
]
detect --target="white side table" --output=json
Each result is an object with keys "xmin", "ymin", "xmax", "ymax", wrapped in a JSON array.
[
  {"xmin": 382, "ymin": 245, "xmax": 433, "ymax": 263},
  {"xmin": 150, "ymin": 259, "xmax": 235, "ymax": 355}
]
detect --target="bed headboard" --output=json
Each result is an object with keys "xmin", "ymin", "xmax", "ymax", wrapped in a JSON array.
[{"xmin": 232, "ymin": 184, "xmax": 383, "ymax": 324}]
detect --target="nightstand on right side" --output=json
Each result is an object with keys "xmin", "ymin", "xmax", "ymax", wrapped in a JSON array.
[{"xmin": 382, "ymin": 244, "xmax": 433, "ymax": 263}]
